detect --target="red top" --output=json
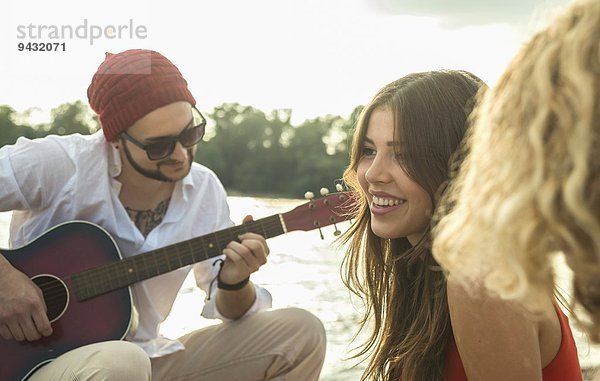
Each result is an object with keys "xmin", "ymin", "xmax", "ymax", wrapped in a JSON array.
[{"xmin": 443, "ymin": 304, "xmax": 582, "ymax": 381}]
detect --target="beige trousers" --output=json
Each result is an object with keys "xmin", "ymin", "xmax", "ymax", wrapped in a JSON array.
[{"xmin": 29, "ymin": 307, "xmax": 326, "ymax": 381}]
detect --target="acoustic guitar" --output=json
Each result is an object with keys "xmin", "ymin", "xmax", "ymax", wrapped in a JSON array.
[{"xmin": 0, "ymin": 192, "xmax": 353, "ymax": 381}]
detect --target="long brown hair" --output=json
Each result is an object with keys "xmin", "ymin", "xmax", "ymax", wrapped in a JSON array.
[{"xmin": 340, "ymin": 70, "xmax": 484, "ymax": 381}]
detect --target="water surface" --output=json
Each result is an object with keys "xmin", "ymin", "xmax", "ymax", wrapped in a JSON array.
[{"xmin": 1, "ymin": 196, "xmax": 598, "ymax": 380}]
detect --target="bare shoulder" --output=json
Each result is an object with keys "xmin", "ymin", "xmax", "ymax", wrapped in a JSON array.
[
  {"xmin": 446, "ymin": 276, "xmax": 542, "ymax": 319},
  {"xmin": 446, "ymin": 277, "xmax": 555, "ymax": 381}
]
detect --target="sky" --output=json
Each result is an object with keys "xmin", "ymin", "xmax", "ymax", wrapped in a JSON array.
[{"xmin": 1, "ymin": 0, "xmax": 571, "ymax": 125}]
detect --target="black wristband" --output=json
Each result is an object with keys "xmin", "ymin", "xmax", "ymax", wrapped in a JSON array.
[{"xmin": 217, "ymin": 276, "xmax": 250, "ymax": 291}]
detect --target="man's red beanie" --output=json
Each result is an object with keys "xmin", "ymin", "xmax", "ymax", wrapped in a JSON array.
[{"xmin": 87, "ymin": 49, "xmax": 196, "ymax": 142}]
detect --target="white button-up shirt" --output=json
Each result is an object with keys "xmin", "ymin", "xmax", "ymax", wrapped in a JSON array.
[{"xmin": 0, "ymin": 131, "xmax": 272, "ymax": 357}]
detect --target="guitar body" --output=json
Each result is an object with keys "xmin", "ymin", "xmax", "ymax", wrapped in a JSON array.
[{"xmin": 0, "ymin": 221, "xmax": 133, "ymax": 381}]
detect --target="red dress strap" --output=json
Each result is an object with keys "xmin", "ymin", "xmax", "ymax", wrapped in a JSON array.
[{"xmin": 541, "ymin": 303, "xmax": 583, "ymax": 381}]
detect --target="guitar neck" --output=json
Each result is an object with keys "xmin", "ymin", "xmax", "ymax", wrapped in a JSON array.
[{"xmin": 71, "ymin": 215, "xmax": 284, "ymax": 301}]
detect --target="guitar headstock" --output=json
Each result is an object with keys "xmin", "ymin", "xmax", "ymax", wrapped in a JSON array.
[{"xmin": 281, "ymin": 191, "xmax": 355, "ymax": 235}]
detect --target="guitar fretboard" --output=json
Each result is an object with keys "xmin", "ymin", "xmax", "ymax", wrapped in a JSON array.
[{"xmin": 70, "ymin": 215, "xmax": 284, "ymax": 301}]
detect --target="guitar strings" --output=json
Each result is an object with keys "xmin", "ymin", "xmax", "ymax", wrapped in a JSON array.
[
  {"xmin": 74, "ymin": 217, "xmax": 282, "ymax": 288},
  {"xmin": 38, "ymin": 196, "xmax": 348, "ymax": 306},
  {"xmin": 38, "ymin": 217, "xmax": 286, "ymax": 305}
]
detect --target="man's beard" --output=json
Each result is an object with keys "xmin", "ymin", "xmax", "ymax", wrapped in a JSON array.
[{"xmin": 123, "ymin": 143, "xmax": 194, "ymax": 182}]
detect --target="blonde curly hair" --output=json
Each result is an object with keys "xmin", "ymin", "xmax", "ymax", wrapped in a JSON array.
[{"xmin": 432, "ymin": 0, "xmax": 600, "ymax": 341}]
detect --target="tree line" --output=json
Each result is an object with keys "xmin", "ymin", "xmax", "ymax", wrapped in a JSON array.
[{"xmin": 0, "ymin": 102, "xmax": 361, "ymax": 198}]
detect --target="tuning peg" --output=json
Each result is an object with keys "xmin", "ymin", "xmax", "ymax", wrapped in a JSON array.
[
  {"xmin": 320, "ymin": 187, "xmax": 330, "ymax": 196},
  {"xmin": 328, "ymin": 215, "xmax": 342, "ymax": 236},
  {"xmin": 333, "ymin": 223, "xmax": 341, "ymax": 236},
  {"xmin": 304, "ymin": 191, "xmax": 315, "ymax": 200}
]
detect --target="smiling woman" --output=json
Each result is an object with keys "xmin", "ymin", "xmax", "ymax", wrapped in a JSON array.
[
  {"xmin": 356, "ymin": 106, "xmax": 433, "ymax": 243},
  {"xmin": 338, "ymin": 69, "xmax": 583, "ymax": 381},
  {"xmin": 340, "ymin": 70, "xmax": 485, "ymax": 381}
]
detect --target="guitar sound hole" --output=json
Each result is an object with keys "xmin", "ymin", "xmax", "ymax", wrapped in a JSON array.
[{"xmin": 32, "ymin": 275, "xmax": 69, "ymax": 322}]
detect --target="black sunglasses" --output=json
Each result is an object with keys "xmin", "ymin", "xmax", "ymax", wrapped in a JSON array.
[{"xmin": 121, "ymin": 106, "xmax": 206, "ymax": 161}]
